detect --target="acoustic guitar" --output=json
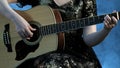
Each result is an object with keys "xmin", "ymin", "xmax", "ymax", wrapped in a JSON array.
[{"xmin": 0, "ymin": 6, "xmax": 119, "ymax": 68}]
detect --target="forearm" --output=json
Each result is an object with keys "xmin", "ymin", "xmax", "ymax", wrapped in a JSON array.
[
  {"xmin": 83, "ymin": 28, "xmax": 111, "ymax": 47},
  {"xmin": 0, "ymin": 0, "xmax": 22, "ymax": 24}
]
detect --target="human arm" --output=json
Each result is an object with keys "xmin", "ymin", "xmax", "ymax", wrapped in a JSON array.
[
  {"xmin": 0, "ymin": 0, "xmax": 35, "ymax": 39},
  {"xmin": 83, "ymin": 16, "xmax": 117, "ymax": 47},
  {"xmin": 82, "ymin": 0, "xmax": 118, "ymax": 47}
]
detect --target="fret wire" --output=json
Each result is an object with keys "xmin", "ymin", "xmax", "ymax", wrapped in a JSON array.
[
  {"xmin": 80, "ymin": 18, "xmax": 85, "ymax": 27},
  {"xmin": 56, "ymin": 24, "xmax": 60, "ymax": 33},
  {"xmin": 76, "ymin": 19, "xmax": 80, "ymax": 29},
  {"xmin": 46, "ymin": 26, "xmax": 49, "ymax": 34},
  {"xmin": 45, "ymin": 26, "xmax": 49, "ymax": 35},
  {"xmin": 70, "ymin": 21, "xmax": 73, "ymax": 30},
  {"xmin": 87, "ymin": 17, "xmax": 90, "ymax": 26},
  {"xmin": 94, "ymin": 16, "xmax": 99, "ymax": 24},
  {"xmin": 79, "ymin": 20, "xmax": 84, "ymax": 27},
  {"xmin": 89, "ymin": 17, "xmax": 94, "ymax": 25},
  {"xmin": 41, "ymin": 27, "xmax": 43, "ymax": 35},
  {"xmin": 72, "ymin": 20, "xmax": 76, "ymax": 29},
  {"xmin": 43, "ymin": 26, "xmax": 47, "ymax": 35},
  {"xmin": 98, "ymin": 15, "xmax": 105, "ymax": 24},
  {"xmin": 48, "ymin": 25, "xmax": 51, "ymax": 34},
  {"xmin": 74, "ymin": 20, "xmax": 77, "ymax": 29},
  {"xmin": 83, "ymin": 18, "xmax": 85, "ymax": 27},
  {"xmin": 47, "ymin": 25, "xmax": 50, "ymax": 34},
  {"xmin": 50, "ymin": 24, "xmax": 53, "ymax": 34},
  {"xmin": 52, "ymin": 24, "xmax": 56, "ymax": 33},
  {"xmin": 65, "ymin": 23, "xmax": 67, "ymax": 31},
  {"xmin": 57, "ymin": 24, "xmax": 61, "ymax": 33},
  {"xmin": 57, "ymin": 23, "xmax": 61, "ymax": 33},
  {"xmin": 61, "ymin": 23, "xmax": 64, "ymax": 32},
  {"xmin": 52, "ymin": 24, "xmax": 55, "ymax": 33},
  {"xmin": 84, "ymin": 18, "xmax": 88, "ymax": 26},
  {"xmin": 49, "ymin": 25, "xmax": 52, "ymax": 34},
  {"xmin": 70, "ymin": 21, "xmax": 72, "ymax": 29},
  {"xmin": 66, "ymin": 21, "xmax": 70, "ymax": 31},
  {"xmin": 40, "ymin": 27, "xmax": 45, "ymax": 36},
  {"xmin": 39, "ymin": 27, "xmax": 42, "ymax": 35},
  {"xmin": 72, "ymin": 21, "xmax": 76, "ymax": 29},
  {"xmin": 68, "ymin": 21, "xmax": 71, "ymax": 31},
  {"xmin": 64, "ymin": 22, "xmax": 68, "ymax": 32},
  {"xmin": 54, "ymin": 24, "xmax": 57, "ymax": 33}
]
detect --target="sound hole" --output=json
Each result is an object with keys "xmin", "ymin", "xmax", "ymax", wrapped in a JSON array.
[
  {"xmin": 28, "ymin": 23, "xmax": 40, "ymax": 42},
  {"xmin": 23, "ymin": 21, "xmax": 42, "ymax": 45}
]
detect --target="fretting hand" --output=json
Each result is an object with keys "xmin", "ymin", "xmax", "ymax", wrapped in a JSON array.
[{"xmin": 104, "ymin": 14, "xmax": 118, "ymax": 30}]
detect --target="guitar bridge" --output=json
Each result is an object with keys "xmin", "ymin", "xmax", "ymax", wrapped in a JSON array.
[{"xmin": 3, "ymin": 24, "xmax": 12, "ymax": 52}]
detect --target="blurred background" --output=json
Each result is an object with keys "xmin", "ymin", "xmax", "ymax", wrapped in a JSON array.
[{"xmin": 10, "ymin": 0, "xmax": 120, "ymax": 68}]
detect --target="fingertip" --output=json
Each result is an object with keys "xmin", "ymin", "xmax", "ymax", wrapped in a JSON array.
[
  {"xmin": 29, "ymin": 26, "xmax": 36, "ymax": 31},
  {"xmin": 112, "ymin": 16, "xmax": 118, "ymax": 22}
]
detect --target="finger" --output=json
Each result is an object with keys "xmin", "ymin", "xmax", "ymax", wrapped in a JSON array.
[
  {"xmin": 104, "ymin": 15, "xmax": 112, "ymax": 23},
  {"xmin": 29, "ymin": 25, "xmax": 36, "ymax": 31},
  {"xmin": 104, "ymin": 21, "xmax": 109, "ymax": 29},
  {"xmin": 112, "ymin": 16, "xmax": 118, "ymax": 24},
  {"xmin": 104, "ymin": 18, "xmax": 111, "ymax": 26},
  {"xmin": 104, "ymin": 21, "xmax": 114, "ymax": 29},
  {"xmin": 104, "ymin": 21, "xmax": 108, "ymax": 29},
  {"xmin": 26, "ymin": 29, "xmax": 33, "ymax": 38}
]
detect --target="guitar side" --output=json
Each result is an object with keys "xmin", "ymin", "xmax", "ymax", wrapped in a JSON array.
[{"xmin": 0, "ymin": 6, "xmax": 59, "ymax": 68}]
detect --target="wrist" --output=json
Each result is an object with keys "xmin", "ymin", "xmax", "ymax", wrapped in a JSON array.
[{"xmin": 103, "ymin": 27, "xmax": 112, "ymax": 32}]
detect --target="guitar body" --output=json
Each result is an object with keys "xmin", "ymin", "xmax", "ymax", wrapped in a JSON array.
[{"xmin": 0, "ymin": 6, "xmax": 64, "ymax": 68}]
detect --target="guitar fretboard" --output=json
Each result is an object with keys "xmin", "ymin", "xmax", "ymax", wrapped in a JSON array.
[{"xmin": 40, "ymin": 12, "xmax": 120, "ymax": 35}]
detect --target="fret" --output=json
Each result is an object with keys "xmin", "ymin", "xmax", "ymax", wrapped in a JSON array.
[
  {"xmin": 88, "ymin": 17, "xmax": 94, "ymax": 25},
  {"xmin": 60, "ymin": 23, "xmax": 66, "ymax": 32},
  {"xmin": 49, "ymin": 26, "xmax": 51, "ymax": 34},
  {"xmin": 64, "ymin": 22, "xmax": 69, "ymax": 32},
  {"xmin": 83, "ymin": 19, "xmax": 85, "ymax": 27},
  {"xmin": 39, "ymin": 27, "xmax": 43, "ymax": 36},
  {"xmin": 40, "ymin": 27, "xmax": 45, "ymax": 36},
  {"xmin": 57, "ymin": 24, "xmax": 61, "ymax": 33},
  {"xmin": 68, "ymin": 21, "xmax": 72, "ymax": 31},
  {"xmin": 75, "ymin": 19, "xmax": 80, "ymax": 28},
  {"xmin": 94, "ymin": 16, "xmax": 100, "ymax": 24},
  {"xmin": 44, "ymin": 26, "xmax": 48, "ymax": 35},
  {"xmin": 57, "ymin": 23, "xmax": 62, "ymax": 33},
  {"xmin": 69, "ymin": 21, "xmax": 73, "ymax": 29},
  {"xmin": 50, "ymin": 25, "xmax": 53, "ymax": 34},
  {"xmin": 74, "ymin": 20, "xmax": 78, "ymax": 29},
  {"xmin": 97, "ymin": 15, "xmax": 105, "ymax": 24},
  {"xmin": 74, "ymin": 20, "xmax": 77, "ymax": 29},
  {"xmin": 79, "ymin": 19, "xmax": 84, "ymax": 28},
  {"xmin": 71, "ymin": 21, "xmax": 76, "ymax": 30},
  {"xmin": 44, "ymin": 26, "xmax": 47, "ymax": 35},
  {"xmin": 52, "ymin": 24, "xmax": 57, "ymax": 33},
  {"xmin": 84, "ymin": 18, "xmax": 88, "ymax": 26},
  {"xmin": 47, "ymin": 25, "xmax": 51, "ymax": 34}
]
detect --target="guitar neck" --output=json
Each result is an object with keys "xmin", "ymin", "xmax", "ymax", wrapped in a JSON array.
[{"xmin": 40, "ymin": 12, "xmax": 120, "ymax": 35}]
